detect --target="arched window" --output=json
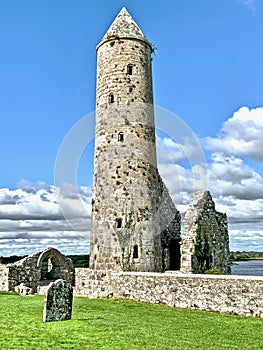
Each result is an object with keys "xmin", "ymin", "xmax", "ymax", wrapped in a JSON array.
[
  {"xmin": 133, "ymin": 245, "xmax": 139, "ymax": 259},
  {"xmin": 109, "ymin": 93, "xmax": 114, "ymax": 104},
  {"xmin": 127, "ymin": 64, "xmax": 133, "ymax": 75},
  {"xmin": 116, "ymin": 218, "xmax": 122, "ymax": 229},
  {"xmin": 118, "ymin": 132, "xmax": 124, "ymax": 142}
]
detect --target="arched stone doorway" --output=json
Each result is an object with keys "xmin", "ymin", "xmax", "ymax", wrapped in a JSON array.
[{"xmin": 37, "ymin": 247, "xmax": 73, "ymax": 283}]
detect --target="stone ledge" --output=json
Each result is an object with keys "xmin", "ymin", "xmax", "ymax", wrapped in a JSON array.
[{"xmin": 110, "ymin": 271, "xmax": 263, "ymax": 281}]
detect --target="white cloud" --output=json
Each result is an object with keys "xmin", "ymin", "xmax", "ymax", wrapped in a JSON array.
[
  {"xmin": 156, "ymin": 135, "xmax": 206, "ymax": 166},
  {"xmin": 0, "ymin": 183, "xmax": 91, "ymax": 256},
  {"xmin": 205, "ymin": 107, "xmax": 263, "ymax": 161},
  {"xmin": 229, "ymin": 229, "xmax": 263, "ymax": 251},
  {"xmin": 0, "ymin": 236, "xmax": 90, "ymax": 257},
  {"xmin": 208, "ymin": 153, "xmax": 263, "ymax": 200}
]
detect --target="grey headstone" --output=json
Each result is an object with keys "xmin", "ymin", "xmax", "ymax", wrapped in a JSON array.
[{"xmin": 43, "ymin": 279, "xmax": 73, "ymax": 322}]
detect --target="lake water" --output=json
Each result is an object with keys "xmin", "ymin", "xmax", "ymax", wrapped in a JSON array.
[{"xmin": 231, "ymin": 260, "xmax": 263, "ymax": 276}]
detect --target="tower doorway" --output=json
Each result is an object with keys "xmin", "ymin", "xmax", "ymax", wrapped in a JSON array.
[{"xmin": 169, "ymin": 239, "xmax": 181, "ymax": 270}]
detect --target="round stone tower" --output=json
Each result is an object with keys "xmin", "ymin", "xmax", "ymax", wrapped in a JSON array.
[{"xmin": 89, "ymin": 8, "xmax": 167, "ymax": 272}]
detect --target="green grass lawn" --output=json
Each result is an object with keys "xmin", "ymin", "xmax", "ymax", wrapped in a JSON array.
[{"xmin": 0, "ymin": 292, "xmax": 262, "ymax": 350}]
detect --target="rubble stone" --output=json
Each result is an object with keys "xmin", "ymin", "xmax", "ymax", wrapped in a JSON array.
[
  {"xmin": 14, "ymin": 283, "xmax": 34, "ymax": 296},
  {"xmin": 89, "ymin": 7, "xmax": 181, "ymax": 272},
  {"xmin": 0, "ymin": 247, "xmax": 74, "ymax": 293},
  {"xmin": 74, "ymin": 269, "xmax": 263, "ymax": 318},
  {"xmin": 181, "ymin": 191, "xmax": 230, "ymax": 274}
]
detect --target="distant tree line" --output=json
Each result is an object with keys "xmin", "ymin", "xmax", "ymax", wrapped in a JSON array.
[
  {"xmin": 0, "ymin": 255, "xmax": 27, "ymax": 264},
  {"xmin": 67, "ymin": 255, "xmax": 89, "ymax": 268},
  {"xmin": 0, "ymin": 254, "xmax": 90, "ymax": 268},
  {"xmin": 230, "ymin": 251, "xmax": 263, "ymax": 261}
]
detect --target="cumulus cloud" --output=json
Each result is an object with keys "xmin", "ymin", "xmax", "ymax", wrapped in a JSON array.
[
  {"xmin": 156, "ymin": 134, "xmax": 207, "ymax": 167},
  {"xmin": 156, "ymin": 130, "xmax": 208, "ymax": 204},
  {"xmin": 205, "ymin": 107, "xmax": 263, "ymax": 161},
  {"xmin": 158, "ymin": 163, "xmax": 208, "ymax": 208},
  {"xmin": 17, "ymin": 179, "xmax": 52, "ymax": 194},
  {"xmin": 208, "ymin": 153, "xmax": 263, "ymax": 200},
  {"xmin": 157, "ymin": 135, "xmax": 191, "ymax": 164},
  {"xmin": 0, "ymin": 182, "xmax": 92, "ymax": 256},
  {"xmin": 230, "ymin": 230, "xmax": 263, "ymax": 251},
  {"xmin": 0, "ymin": 236, "xmax": 90, "ymax": 258}
]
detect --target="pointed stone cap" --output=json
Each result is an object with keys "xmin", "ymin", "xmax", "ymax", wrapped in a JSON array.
[{"xmin": 97, "ymin": 7, "xmax": 152, "ymax": 50}]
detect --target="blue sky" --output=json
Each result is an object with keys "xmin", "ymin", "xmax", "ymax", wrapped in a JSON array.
[{"xmin": 0, "ymin": 0, "xmax": 263, "ymax": 256}]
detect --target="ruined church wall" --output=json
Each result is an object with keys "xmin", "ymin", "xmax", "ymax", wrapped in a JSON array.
[
  {"xmin": 181, "ymin": 191, "xmax": 230, "ymax": 274},
  {"xmin": 74, "ymin": 269, "xmax": 263, "ymax": 317},
  {"xmin": 158, "ymin": 178, "xmax": 181, "ymax": 270},
  {"xmin": 158, "ymin": 177, "xmax": 180, "ymax": 238},
  {"xmin": 7, "ymin": 264, "xmax": 40, "ymax": 292},
  {"xmin": 0, "ymin": 248, "xmax": 74, "ymax": 293}
]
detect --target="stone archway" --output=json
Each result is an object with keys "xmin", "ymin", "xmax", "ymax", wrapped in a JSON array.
[
  {"xmin": 5, "ymin": 247, "xmax": 74, "ymax": 293},
  {"xmin": 37, "ymin": 248, "xmax": 65, "ymax": 281}
]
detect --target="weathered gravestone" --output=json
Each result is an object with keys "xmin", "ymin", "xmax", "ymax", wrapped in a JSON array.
[{"xmin": 43, "ymin": 279, "xmax": 73, "ymax": 322}]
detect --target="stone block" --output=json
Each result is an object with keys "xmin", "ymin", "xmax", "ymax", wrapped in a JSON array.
[{"xmin": 15, "ymin": 283, "xmax": 34, "ymax": 296}]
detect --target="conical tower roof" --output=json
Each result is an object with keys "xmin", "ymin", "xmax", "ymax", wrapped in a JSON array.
[{"xmin": 98, "ymin": 7, "xmax": 151, "ymax": 49}]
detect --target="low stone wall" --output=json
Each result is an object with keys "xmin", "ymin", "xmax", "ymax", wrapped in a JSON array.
[
  {"xmin": 0, "ymin": 264, "xmax": 9, "ymax": 291},
  {"xmin": 74, "ymin": 269, "xmax": 263, "ymax": 317},
  {"xmin": 74, "ymin": 268, "xmax": 111, "ymax": 298}
]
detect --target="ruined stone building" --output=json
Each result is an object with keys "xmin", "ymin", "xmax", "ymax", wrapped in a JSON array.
[
  {"xmin": 0, "ymin": 9, "xmax": 230, "ymax": 295},
  {"xmin": 0, "ymin": 247, "xmax": 74, "ymax": 294},
  {"xmin": 181, "ymin": 191, "xmax": 230, "ymax": 274},
  {"xmin": 0, "ymin": 8, "xmax": 260, "ymax": 319},
  {"xmin": 0, "ymin": 10, "xmax": 258, "ymax": 320}
]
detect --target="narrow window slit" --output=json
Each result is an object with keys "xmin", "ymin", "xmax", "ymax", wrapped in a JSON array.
[
  {"xmin": 118, "ymin": 132, "xmax": 124, "ymax": 142},
  {"xmin": 127, "ymin": 64, "xmax": 133, "ymax": 75},
  {"xmin": 133, "ymin": 244, "xmax": 139, "ymax": 259},
  {"xmin": 116, "ymin": 218, "xmax": 122, "ymax": 228},
  {"xmin": 109, "ymin": 93, "xmax": 114, "ymax": 104}
]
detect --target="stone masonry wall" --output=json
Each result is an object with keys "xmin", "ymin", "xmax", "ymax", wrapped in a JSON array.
[
  {"xmin": 90, "ymin": 9, "xmax": 180, "ymax": 272},
  {"xmin": 1, "ymin": 248, "xmax": 74, "ymax": 293},
  {"xmin": 8, "ymin": 262, "xmax": 40, "ymax": 292},
  {"xmin": 158, "ymin": 177, "xmax": 181, "ymax": 270},
  {"xmin": 74, "ymin": 268, "xmax": 111, "ymax": 298},
  {"xmin": 181, "ymin": 191, "xmax": 230, "ymax": 274},
  {"xmin": 74, "ymin": 268, "xmax": 263, "ymax": 318},
  {"xmin": 0, "ymin": 264, "xmax": 9, "ymax": 291},
  {"xmin": 90, "ymin": 10, "xmax": 162, "ymax": 272}
]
